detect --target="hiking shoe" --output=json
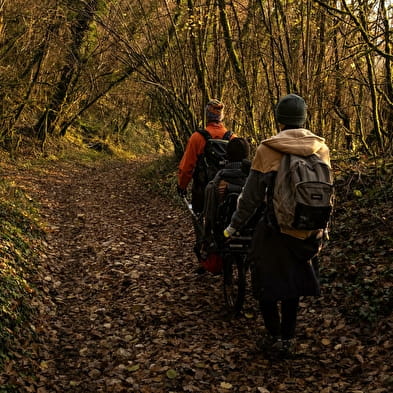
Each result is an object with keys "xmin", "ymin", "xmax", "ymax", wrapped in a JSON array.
[
  {"xmin": 258, "ymin": 337, "xmax": 296, "ymax": 359},
  {"xmin": 195, "ymin": 266, "xmax": 207, "ymax": 275},
  {"xmin": 272, "ymin": 338, "xmax": 296, "ymax": 359},
  {"xmin": 256, "ymin": 334, "xmax": 280, "ymax": 352}
]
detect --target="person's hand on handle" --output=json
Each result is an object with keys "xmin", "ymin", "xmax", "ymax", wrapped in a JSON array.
[
  {"xmin": 223, "ymin": 225, "xmax": 236, "ymax": 238},
  {"xmin": 177, "ymin": 185, "xmax": 187, "ymax": 198}
]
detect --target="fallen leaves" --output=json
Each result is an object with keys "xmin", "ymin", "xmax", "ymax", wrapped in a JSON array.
[
  {"xmin": 1, "ymin": 158, "xmax": 392, "ymax": 393},
  {"xmin": 220, "ymin": 381, "xmax": 233, "ymax": 389},
  {"xmin": 166, "ymin": 369, "xmax": 177, "ymax": 379},
  {"xmin": 321, "ymin": 338, "xmax": 331, "ymax": 346},
  {"xmin": 127, "ymin": 364, "xmax": 140, "ymax": 372}
]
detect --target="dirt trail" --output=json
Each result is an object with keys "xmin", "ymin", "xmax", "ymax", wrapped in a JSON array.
[{"xmin": 3, "ymin": 158, "xmax": 391, "ymax": 393}]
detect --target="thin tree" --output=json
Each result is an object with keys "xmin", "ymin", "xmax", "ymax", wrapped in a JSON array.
[{"xmin": 34, "ymin": 0, "xmax": 100, "ymax": 140}]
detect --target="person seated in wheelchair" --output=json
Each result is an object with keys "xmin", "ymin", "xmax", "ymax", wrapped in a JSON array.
[{"xmin": 199, "ymin": 137, "xmax": 251, "ymax": 262}]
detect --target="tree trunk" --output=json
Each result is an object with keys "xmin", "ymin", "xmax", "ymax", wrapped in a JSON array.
[
  {"xmin": 217, "ymin": 0, "xmax": 255, "ymax": 137},
  {"xmin": 34, "ymin": 0, "xmax": 99, "ymax": 139}
]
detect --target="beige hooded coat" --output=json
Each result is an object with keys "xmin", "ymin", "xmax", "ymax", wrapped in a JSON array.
[
  {"xmin": 228, "ymin": 128, "xmax": 331, "ymax": 301},
  {"xmin": 252, "ymin": 128, "xmax": 330, "ymax": 239}
]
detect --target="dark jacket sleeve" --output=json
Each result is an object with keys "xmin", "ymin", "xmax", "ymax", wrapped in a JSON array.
[{"xmin": 230, "ymin": 169, "xmax": 268, "ymax": 230}]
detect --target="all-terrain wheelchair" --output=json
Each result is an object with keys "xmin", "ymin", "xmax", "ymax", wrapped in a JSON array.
[
  {"xmin": 212, "ymin": 191, "xmax": 262, "ymax": 315},
  {"xmin": 186, "ymin": 158, "xmax": 261, "ymax": 315}
]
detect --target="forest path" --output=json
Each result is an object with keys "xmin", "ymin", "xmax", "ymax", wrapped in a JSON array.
[{"xmin": 3, "ymin": 158, "xmax": 389, "ymax": 393}]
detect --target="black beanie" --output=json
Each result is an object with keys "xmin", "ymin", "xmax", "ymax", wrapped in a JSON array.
[
  {"xmin": 226, "ymin": 138, "xmax": 250, "ymax": 162},
  {"xmin": 275, "ymin": 94, "xmax": 307, "ymax": 126}
]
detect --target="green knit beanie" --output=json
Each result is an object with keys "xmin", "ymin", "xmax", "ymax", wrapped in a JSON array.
[{"xmin": 275, "ymin": 94, "xmax": 307, "ymax": 126}]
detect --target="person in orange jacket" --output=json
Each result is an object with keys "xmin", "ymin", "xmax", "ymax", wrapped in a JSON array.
[{"xmin": 177, "ymin": 99, "xmax": 235, "ymax": 214}]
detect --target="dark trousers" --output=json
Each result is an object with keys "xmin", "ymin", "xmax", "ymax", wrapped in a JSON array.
[{"xmin": 259, "ymin": 297, "xmax": 299, "ymax": 340}]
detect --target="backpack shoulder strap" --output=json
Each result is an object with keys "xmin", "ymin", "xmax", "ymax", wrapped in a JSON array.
[
  {"xmin": 198, "ymin": 128, "xmax": 232, "ymax": 141},
  {"xmin": 197, "ymin": 128, "xmax": 211, "ymax": 140},
  {"xmin": 223, "ymin": 130, "xmax": 232, "ymax": 140}
]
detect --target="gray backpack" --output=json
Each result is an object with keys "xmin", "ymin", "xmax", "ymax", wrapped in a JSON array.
[{"xmin": 273, "ymin": 153, "xmax": 334, "ymax": 231}]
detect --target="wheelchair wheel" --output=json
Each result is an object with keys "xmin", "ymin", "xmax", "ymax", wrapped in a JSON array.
[{"xmin": 223, "ymin": 255, "xmax": 247, "ymax": 315}]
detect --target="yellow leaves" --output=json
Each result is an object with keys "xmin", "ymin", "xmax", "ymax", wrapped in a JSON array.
[
  {"xmin": 257, "ymin": 388, "xmax": 270, "ymax": 393},
  {"xmin": 127, "ymin": 364, "xmax": 140, "ymax": 372},
  {"xmin": 166, "ymin": 369, "xmax": 177, "ymax": 379},
  {"xmin": 244, "ymin": 311, "xmax": 254, "ymax": 319},
  {"xmin": 40, "ymin": 361, "xmax": 49, "ymax": 370},
  {"xmin": 321, "ymin": 338, "xmax": 331, "ymax": 346},
  {"xmin": 220, "ymin": 381, "xmax": 233, "ymax": 389}
]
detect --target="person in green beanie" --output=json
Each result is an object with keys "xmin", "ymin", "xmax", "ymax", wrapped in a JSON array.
[{"xmin": 224, "ymin": 94, "xmax": 331, "ymax": 358}]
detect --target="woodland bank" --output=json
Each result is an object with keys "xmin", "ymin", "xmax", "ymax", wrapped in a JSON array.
[{"xmin": 0, "ymin": 152, "xmax": 392, "ymax": 392}]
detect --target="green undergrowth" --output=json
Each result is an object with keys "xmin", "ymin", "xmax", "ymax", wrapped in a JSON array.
[
  {"xmin": 137, "ymin": 153, "xmax": 179, "ymax": 201},
  {"xmin": 324, "ymin": 157, "xmax": 393, "ymax": 323},
  {"xmin": 0, "ymin": 179, "xmax": 44, "ymax": 368},
  {"xmin": 75, "ymin": 119, "xmax": 173, "ymax": 159}
]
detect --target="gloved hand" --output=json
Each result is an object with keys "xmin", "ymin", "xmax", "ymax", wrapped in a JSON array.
[
  {"xmin": 177, "ymin": 185, "xmax": 187, "ymax": 198},
  {"xmin": 223, "ymin": 225, "xmax": 236, "ymax": 238}
]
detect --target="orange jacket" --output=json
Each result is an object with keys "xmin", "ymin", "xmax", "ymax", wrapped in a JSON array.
[{"xmin": 177, "ymin": 122, "xmax": 234, "ymax": 190}]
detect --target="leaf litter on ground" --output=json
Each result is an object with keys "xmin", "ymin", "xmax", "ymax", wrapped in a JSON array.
[{"xmin": 0, "ymin": 157, "xmax": 392, "ymax": 393}]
